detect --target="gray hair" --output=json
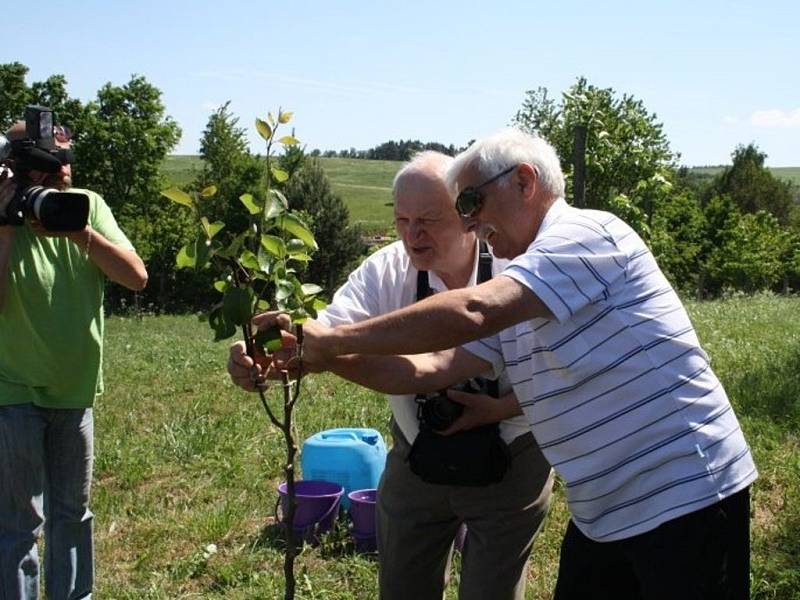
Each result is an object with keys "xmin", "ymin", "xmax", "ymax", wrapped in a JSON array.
[
  {"xmin": 446, "ymin": 128, "xmax": 565, "ymax": 198},
  {"xmin": 393, "ymin": 150, "xmax": 454, "ymax": 201}
]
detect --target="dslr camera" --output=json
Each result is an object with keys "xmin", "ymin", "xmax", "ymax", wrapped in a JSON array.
[
  {"xmin": 0, "ymin": 105, "xmax": 89, "ymax": 231},
  {"xmin": 416, "ymin": 377, "xmax": 495, "ymax": 432}
]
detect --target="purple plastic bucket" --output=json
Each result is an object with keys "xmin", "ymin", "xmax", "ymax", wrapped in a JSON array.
[
  {"xmin": 278, "ymin": 480, "xmax": 344, "ymax": 543},
  {"xmin": 348, "ymin": 488, "xmax": 377, "ymax": 552}
]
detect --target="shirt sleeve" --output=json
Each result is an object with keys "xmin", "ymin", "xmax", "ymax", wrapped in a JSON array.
[
  {"xmin": 317, "ymin": 254, "xmax": 383, "ymax": 327},
  {"xmin": 87, "ymin": 190, "xmax": 135, "ymax": 251},
  {"xmin": 462, "ymin": 333, "xmax": 505, "ymax": 379},
  {"xmin": 502, "ymin": 215, "xmax": 627, "ymax": 323}
]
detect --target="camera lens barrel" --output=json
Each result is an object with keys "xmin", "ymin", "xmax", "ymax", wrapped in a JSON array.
[
  {"xmin": 20, "ymin": 186, "xmax": 90, "ymax": 231},
  {"xmin": 422, "ymin": 393, "xmax": 464, "ymax": 431}
]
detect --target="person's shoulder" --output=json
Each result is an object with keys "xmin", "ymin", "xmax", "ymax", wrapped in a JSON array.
[{"xmin": 67, "ymin": 187, "xmax": 104, "ymax": 206}]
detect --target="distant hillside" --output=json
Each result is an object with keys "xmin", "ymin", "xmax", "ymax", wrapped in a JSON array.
[
  {"xmin": 161, "ymin": 155, "xmax": 399, "ymax": 233},
  {"xmin": 161, "ymin": 156, "xmax": 799, "ymax": 234},
  {"xmin": 689, "ymin": 166, "xmax": 800, "ymax": 186}
]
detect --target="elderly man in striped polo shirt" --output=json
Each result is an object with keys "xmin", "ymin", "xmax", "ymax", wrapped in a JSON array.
[{"xmin": 250, "ymin": 128, "xmax": 757, "ymax": 599}]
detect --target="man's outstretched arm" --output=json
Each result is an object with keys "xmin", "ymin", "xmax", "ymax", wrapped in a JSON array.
[
  {"xmin": 289, "ymin": 276, "xmax": 551, "ymax": 363},
  {"xmin": 228, "ymin": 338, "xmax": 490, "ymax": 396}
]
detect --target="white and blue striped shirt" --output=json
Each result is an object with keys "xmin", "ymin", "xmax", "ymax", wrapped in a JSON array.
[{"xmin": 465, "ymin": 198, "xmax": 757, "ymax": 541}]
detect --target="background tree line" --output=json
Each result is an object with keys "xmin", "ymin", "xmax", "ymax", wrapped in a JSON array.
[
  {"xmin": 311, "ymin": 139, "xmax": 465, "ymax": 160},
  {"xmin": 2, "ymin": 63, "xmax": 798, "ymax": 309}
]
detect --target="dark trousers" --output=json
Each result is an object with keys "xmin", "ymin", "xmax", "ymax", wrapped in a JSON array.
[
  {"xmin": 554, "ymin": 487, "xmax": 751, "ymax": 600},
  {"xmin": 377, "ymin": 423, "xmax": 553, "ymax": 600}
]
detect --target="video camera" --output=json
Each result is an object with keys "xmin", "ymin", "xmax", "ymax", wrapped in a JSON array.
[{"xmin": 0, "ymin": 105, "xmax": 89, "ymax": 231}]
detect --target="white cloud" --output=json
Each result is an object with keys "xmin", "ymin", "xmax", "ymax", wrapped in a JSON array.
[
  {"xmin": 722, "ymin": 115, "xmax": 740, "ymax": 124},
  {"xmin": 748, "ymin": 108, "xmax": 800, "ymax": 128}
]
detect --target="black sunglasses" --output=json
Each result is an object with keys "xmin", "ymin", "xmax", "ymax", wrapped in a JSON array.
[{"xmin": 455, "ymin": 165, "xmax": 516, "ymax": 218}]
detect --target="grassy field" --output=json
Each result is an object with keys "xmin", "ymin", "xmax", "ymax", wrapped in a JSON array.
[
  {"xmin": 161, "ymin": 156, "xmax": 397, "ymax": 235},
  {"xmin": 316, "ymin": 157, "xmax": 397, "ymax": 233},
  {"xmin": 91, "ymin": 294, "xmax": 800, "ymax": 598}
]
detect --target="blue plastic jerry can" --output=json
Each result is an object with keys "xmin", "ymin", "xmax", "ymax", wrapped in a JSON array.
[{"xmin": 300, "ymin": 428, "xmax": 387, "ymax": 509}]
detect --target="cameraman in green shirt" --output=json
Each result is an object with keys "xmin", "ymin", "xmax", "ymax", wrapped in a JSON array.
[{"xmin": 0, "ymin": 120, "xmax": 147, "ymax": 600}]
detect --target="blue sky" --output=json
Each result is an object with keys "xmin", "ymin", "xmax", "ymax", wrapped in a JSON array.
[{"xmin": 3, "ymin": 0, "xmax": 798, "ymax": 166}]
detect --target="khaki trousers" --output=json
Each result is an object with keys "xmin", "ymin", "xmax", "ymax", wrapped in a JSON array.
[{"xmin": 376, "ymin": 422, "xmax": 553, "ymax": 600}]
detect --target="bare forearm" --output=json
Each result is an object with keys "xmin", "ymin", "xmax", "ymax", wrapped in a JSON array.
[
  {"xmin": 328, "ymin": 354, "xmax": 457, "ymax": 395},
  {"xmin": 325, "ymin": 346, "xmax": 491, "ymax": 395},
  {"xmin": 325, "ymin": 276, "xmax": 551, "ymax": 356},
  {"xmin": 493, "ymin": 392, "xmax": 524, "ymax": 421},
  {"xmin": 71, "ymin": 227, "xmax": 148, "ymax": 291}
]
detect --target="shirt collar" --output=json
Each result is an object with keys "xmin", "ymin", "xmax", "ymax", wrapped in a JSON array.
[
  {"xmin": 536, "ymin": 196, "xmax": 569, "ymax": 238},
  {"xmin": 428, "ymin": 239, "xmax": 480, "ymax": 292}
]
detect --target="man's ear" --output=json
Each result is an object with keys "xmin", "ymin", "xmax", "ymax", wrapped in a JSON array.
[{"xmin": 516, "ymin": 163, "xmax": 538, "ymax": 198}]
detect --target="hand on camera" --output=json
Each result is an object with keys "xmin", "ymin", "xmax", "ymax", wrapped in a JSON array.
[
  {"xmin": 438, "ymin": 390, "xmax": 502, "ymax": 435},
  {"xmin": 0, "ymin": 173, "xmax": 15, "ymax": 221}
]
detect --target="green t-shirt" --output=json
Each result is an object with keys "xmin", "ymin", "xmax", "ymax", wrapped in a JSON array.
[{"xmin": 0, "ymin": 188, "xmax": 134, "ymax": 408}]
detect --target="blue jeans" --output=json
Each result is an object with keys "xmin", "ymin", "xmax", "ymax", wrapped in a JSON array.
[{"xmin": 0, "ymin": 404, "xmax": 94, "ymax": 600}]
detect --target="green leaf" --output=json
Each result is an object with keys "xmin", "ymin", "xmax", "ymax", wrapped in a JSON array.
[
  {"xmin": 278, "ymin": 135, "xmax": 299, "ymax": 146},
  {"xmin": 291, "ymin": 310, "xmax": 309, "ymax": 325},
  {"xmin": 257, "ymin": 247, "xmax": 274, "ymax": 273},
  {"xmin": 275, "ymin": 279, "xmax": 296, "ymax": 302},
  {"xmin": 270, "ymin": 166, "xmax": 289, "ymax": 183},
  {"xmin": 239, "ymin": 249, "xmax": 259, "ymax": 270},
  {"xmin": 239, "ymin": 193, "xmax": 262, "ymax": 215},
  {"xmin": 213, "ymin": 280, "xmax": 228, "ymax": 293},
  {"xmin": 300, "ymin": 283, "xmax": 323, "ymax": 297},
  {"xmin": 217, "ymin": 231, "xmax": 248, "ymax": 258},
  {"xmin": 260, "ymin": 234, "xmax": 286, "ymax": 258},
  {"xmin": 256, "ymin": 298, "xmax": 269, "ymax": 311},
  {"xmin": 270, "ymin": 188, "xmax": 289, "ymax": 209},
  {"xmin": 267, "ymin": 112, "xmax": 275, "ymax": 126},
  {"xmin": 200, "ymin": 185, "xmax": 218, "ymax": 198},
  {"xmin": 255, "ymin": 118, "xmax": 272, "ymax": 141},
  {"xmin": 176, "ymin": 243, "xmax": 196, "ymax": 269},
  {"xmin": 254, "ymin": 325, "xmax": 283, "ymax": 353},
  {"xmin": 286, "ymin": 239, "xmax": 305, "ymax": 252},
  {"xmin": 278, "ymin": 110, "xmax": 293, "ymax": 124},
  {"xmin": 289, "ymin": 252, "xmax": 312, "ymax": 263},
  {"xmin": 264, "ymin": 194, "xmax": 286, "ymax": 219},
  {"xmin": 279, "ymin": 214, "xmax": 318, "ymax": 250},
  {"xmin": 201, "ymin": 217, "xmax": 225, "ymax": 239},
  {"xmin": 209, "ymin": 305, "xmax": 237, "ymax": 341},
  {"xmin": 161, "ymin": 187, "xmax": 194, "ymax": 208},
  {"xmin": 303, "ymin": 297, "xmax": 327, "ymax": 319},
  {"xmin": 222, "ymin": 286, "xmax": 253, "ymax": 327},
  {"xmin": 194, "ymin": 236, "xmax": 212, "ymax": 269},
  {"xmin": 311, "ymin": 297, "xmax": 327, "ymax": 312}
]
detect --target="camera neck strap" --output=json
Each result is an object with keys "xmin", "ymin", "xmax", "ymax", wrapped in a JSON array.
[
  {"xmin": 415, "ymin": 241, "xmax": 498, "ymax": 398},
  {"xmin": 416, "ymin": 240, "xmax": 492, "ymax": 301}
]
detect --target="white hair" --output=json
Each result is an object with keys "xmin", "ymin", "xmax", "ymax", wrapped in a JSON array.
[
  {"xmin": 393, "ymin": 150, "xmax": 454, "ymax": 201},
  {"xmin": 446, "ymin": 128, "xmax": 565, "ymax": 198}
]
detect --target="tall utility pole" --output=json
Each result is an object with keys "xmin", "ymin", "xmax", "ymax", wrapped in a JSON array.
[{"xmin": 572, "ymin": 125, "xmax": 587, "ymax": 208}]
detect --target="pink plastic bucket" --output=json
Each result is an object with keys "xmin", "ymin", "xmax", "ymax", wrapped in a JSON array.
[
  {"xmin": 278, "ymin": 480, "xmax": 344, "ymax": 543},
  {"xmin": 348, "ymin": 488, "xmax": 377, "ymax": 552}
]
